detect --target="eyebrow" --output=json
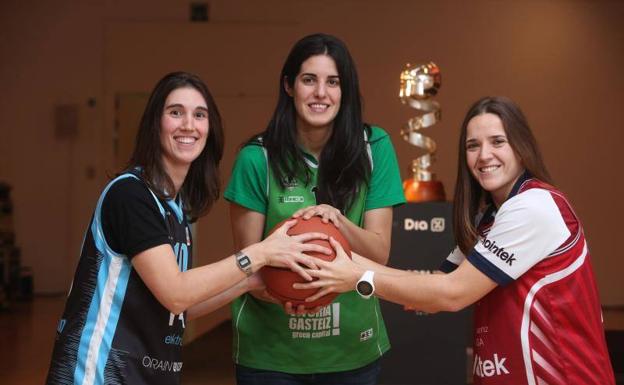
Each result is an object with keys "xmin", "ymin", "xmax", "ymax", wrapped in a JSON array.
[
  {"xmin": 465, "ymin": 134, "xmax": 507, "ymax": 142},
  {"xmin": 300, "ymin": 73, "xmax": 339, "ymax": 78},
  {"xmin": 165, "ymin": 103, "xmax": 209, "ymax": 111}
]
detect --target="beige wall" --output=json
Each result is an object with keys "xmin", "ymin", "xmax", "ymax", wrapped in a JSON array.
[{"xmin": 1, "ymin": 0, "xmax": 622, "ymax": 312}]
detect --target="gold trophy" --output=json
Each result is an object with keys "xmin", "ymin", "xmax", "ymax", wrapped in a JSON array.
[{"xmin": 399, "ymin": 62, "xmax": 446, "ymax": 202}]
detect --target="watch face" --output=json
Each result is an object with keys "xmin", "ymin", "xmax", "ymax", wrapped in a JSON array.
[
  {"xmin": 238, "ymin": 255, "xmax": 251, "ymax": 268},
  {"xmin": 357, "ymin": 280, "xmax": 373, "ymax": 296}
]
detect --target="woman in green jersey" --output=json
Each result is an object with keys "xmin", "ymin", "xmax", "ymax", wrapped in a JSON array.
[{"xmin": 224, "ymin": 34, "xmax": 405, "ymax": 385}]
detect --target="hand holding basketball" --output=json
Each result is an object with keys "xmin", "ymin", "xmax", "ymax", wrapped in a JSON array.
[
  {"xmin": 292, "ymin": 204, "xmax": 344, "ymax": 228},
  {"xmin": 260, "ymin": 217, "xmax": 352, "ymax": 309},
  {"xmin": 256, "ymin": 219, "xmax": 331, "ymax": 280},
  {"xmin": 294, "ymin": 236, "xmax": 363, "ymax": 303}
]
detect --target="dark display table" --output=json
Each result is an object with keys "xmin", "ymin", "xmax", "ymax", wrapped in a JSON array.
[{"xmin": 379, "ymin": 202, "xmax": 471, "ymax": 385}]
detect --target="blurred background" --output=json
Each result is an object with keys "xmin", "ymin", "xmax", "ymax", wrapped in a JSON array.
[{"xmin": 0, "ymin": 0, "xmax": 622, "ymax": 383}]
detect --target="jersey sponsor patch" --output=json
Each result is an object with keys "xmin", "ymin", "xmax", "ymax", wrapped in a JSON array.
[
  {"xmin": 289, "ymin": 303, "xmax": 341, "ymax": 339},
  {"xmin": 278, "ymin": 196, "xmax": 305, "ymax": 203},
  {"xmin": 480, "ymin": 236, "xmax": 516, "ymax": 266},
  {"xmin": 473, "ymin": 353, "xmax": 510, "ymax": 378}
]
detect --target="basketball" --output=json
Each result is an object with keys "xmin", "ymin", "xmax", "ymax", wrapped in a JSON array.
[{"xmin": 260, "ymin": 216, "xmax": 352, "ymax": 309}]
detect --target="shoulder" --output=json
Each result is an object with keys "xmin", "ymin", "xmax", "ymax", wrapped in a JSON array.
[
  {"xmin": 496, "ymin": 187, "xmax": 569, "ymax": 235},
  {"xmin": 102, "ymin": 173, "xmax": 159, "ymax": 213},
  {"xmin": 235, "ymin": 142, "xmax": 266, "ymax": 164},
  {"xmin": 500, "ymin": 188, "xmax": 559, "ymax": 219},
  {"xmin": 105, "ymin": 174, "xmax": 150, "ymax": 201},
  {"xmin": 367, "ymin": 125, "xmax": 391, "ymax": 144}
]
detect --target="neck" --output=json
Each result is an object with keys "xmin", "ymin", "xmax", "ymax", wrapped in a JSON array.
[
  {"xmin": 296, "ymin": 123, "xmax": 333, "ymax": 159},
  {"xmin": 162, "ymin": 160, "xmax": 189, "ymax": 196}
]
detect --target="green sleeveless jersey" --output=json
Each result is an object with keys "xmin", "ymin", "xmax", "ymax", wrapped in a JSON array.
[{"xmin": 224, "ymin": 126, "xmax": 405, "ymax": 373}]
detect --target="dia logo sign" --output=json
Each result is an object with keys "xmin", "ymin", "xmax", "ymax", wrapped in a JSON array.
[{"xmin": 404, "ymin": 218, "xmax": 445, "ymax": 232}]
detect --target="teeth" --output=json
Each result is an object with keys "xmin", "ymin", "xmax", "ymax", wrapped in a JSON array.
[
  {"xmin": 309, "ymin": 103, "xmax": 328, "ymax": 110},
  {"xmin": 175, "ymin": 137, "xmax": 196, "ymax": 144},
  {"xmin": 480, "ymin": 165, "xmax": 499, "ymax": 172}
]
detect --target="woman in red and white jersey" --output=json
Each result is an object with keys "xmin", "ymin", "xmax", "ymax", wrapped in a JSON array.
[{"xmin": 298, "ymin": 96, "xmax": 616, "ymax": 385}]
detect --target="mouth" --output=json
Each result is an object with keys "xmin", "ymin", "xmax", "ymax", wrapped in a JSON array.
[
  {"xmin": 174, "ymin": 136, "xmax": 198, "ymax": 144},
  {"xmin": 308, "ymin": 103, "xmax": 330, "ymax": 113},
  {"xmin": 478, "ymin": 165, "xmax": 500, "ymax": 173}
]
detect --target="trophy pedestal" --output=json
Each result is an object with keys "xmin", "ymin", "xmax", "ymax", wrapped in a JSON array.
[{"xmin": 403, "ymin": 178, "xmax": 446, "ymax": 202}]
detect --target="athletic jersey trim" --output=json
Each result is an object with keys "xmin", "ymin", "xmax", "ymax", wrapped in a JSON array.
[
  {"xmin": 520, "ymin": 241, "xmax": 588, "ymax": 385},
  {"xmin": 467, "ymin": 250, "xmax": 514, "ymax": 286},
  {"xmin": 76, "ymin": 173, "xmax": 138, "ymax": 385}
]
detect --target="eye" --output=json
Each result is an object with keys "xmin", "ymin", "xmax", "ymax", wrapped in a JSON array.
[
  {"xmin": 492, "ymin": 137, "xmax": 507, "ymax": 147},
  {"xmin": 327, "ymin": 78, "xmax": 340, "ymax": 87},
  {"xmin": 301, "ymin": 75, "xmax": 315, "ymax": 85},
  {"xmin": 195, "ymin": 110, "xmax": 208, "ymax": 119},
  {"xmin": 466, "ymin": 142, "xmax": 479, "ymax": 151},
  {"xmin": 169, "ymin": 109, "xmax": 182, "ymax": 117}
]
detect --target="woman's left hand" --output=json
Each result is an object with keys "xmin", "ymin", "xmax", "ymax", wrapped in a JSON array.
[
  {"xmin": 293, "ymin": 237, "xmax": 364, "ymax": 303},
  {"xmin": 292, "ymin": 204, "xmax": 343, "ymax": 228}
]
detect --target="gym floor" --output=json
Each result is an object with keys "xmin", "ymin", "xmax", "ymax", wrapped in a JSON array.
[{"xmin": 1, "ymin": 296, "xmax": 622, "ymax": 384}]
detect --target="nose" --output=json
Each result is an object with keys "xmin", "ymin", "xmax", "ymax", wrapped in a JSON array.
[
  {"xmin": 478, "ymin": 143, "xmax": 493, "ymax": 161},
  {"xmin": 314, "ymin": 82, "xmax": 326, "ymax": 98},
  {"xmin": 181, "ymin": 112, "xmax": 194, "ymax": 130}
]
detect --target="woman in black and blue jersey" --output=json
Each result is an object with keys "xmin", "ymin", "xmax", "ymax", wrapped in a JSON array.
[{"xmin": 45, "ymin": 71, "xmax": 329, "ymax": 385}]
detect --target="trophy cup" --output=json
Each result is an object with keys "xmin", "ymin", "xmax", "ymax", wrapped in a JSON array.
[{"xmin": 399, "ymin": 62, "xmax": 446, "ymax": 202}]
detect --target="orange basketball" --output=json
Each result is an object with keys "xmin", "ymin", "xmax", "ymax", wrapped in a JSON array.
[{"xmin": 260, "ymin": 216, "xmax": 352, "ymax": 309}]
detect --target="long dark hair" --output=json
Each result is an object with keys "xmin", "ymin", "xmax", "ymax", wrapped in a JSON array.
[
  {"xmin": 129, "ymin": 71, "xmax": 224, "ymax": 220},
  {"xmin": 453, "ymin": 96, "xmax": 552, "ymax": 253},
  {"xmin": 260, "ymin": 33, "xmax": 371, "ymax": 212}
]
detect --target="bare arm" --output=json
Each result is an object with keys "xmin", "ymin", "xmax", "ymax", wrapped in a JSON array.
[
  {"xmin": 132, "ymin": 220, "xmax": 329, "ymax": 315},
  {"xmin": 186, "ymin": 273, "xmax": 264, "ymax": 320},
  {"xmin": 132, "ymin": 245, "xmax": 259, "ymax": 315},
  {"xmin": 297, "ymin": 238, "xmax": 497, "ymax": 313},
  {"xmin": 230, "ymin": 203, "xmax": 264, "ymax": 248},
  {"xmin": 293, "ymin": 205, "xmax": 394, "ymax": 264}
]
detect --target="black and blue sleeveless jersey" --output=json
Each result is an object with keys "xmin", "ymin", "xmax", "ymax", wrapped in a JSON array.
[{"xmin": 46, "ymin": 170, "xmax": 191, "ymax": 385}]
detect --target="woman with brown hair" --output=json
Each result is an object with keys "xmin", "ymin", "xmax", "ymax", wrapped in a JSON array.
[
  {"xmin": 45, "ymin": 71, "xmax": 328, "ymax": 385},
  {"xmin": 300, "ymin": 96, "xmax": 615, "ymax": 385}
]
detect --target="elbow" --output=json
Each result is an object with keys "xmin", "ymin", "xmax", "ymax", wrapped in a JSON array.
[
  {"xmin": 160, "ymin": 297, "xmax": 188, "ymax": 315},
  {"xmin": 156, "ymin": 283, "xmax": 191, "ymax": 314},
  {"xmin": 422, "ymin": 279, "xmax": 472, "ymax": 313},
  {"xmin": 437, "ymin": 288, "xmax": 472, "ymax": 313},
  {"xmin": 443, "ymin": 298, "xmax": 470, "ymax": 313}
]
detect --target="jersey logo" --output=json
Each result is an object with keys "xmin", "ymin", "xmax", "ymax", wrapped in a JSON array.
[
  {"xmin": 481, "ymin": 237, "xmax": 516, "ymax": 266},
  {"xmin": 473, "ymin": 353, "xmax": 509, "ymax": 378},
  {"xmin": 281, "ymin": 176, "xmax": 298, "ymax": 191},
  {"xmin": 279, "ymin": 196, "xmax": 305, "ymax": 203}
]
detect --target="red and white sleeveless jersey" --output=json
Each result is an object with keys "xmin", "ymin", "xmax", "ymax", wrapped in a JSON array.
[{"xmin": 441, "ymin": 174, "xmax": 615, "ymax": 385}]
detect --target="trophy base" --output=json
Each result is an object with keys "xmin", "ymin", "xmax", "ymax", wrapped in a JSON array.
[{"xmin": 403, "ymin": 178, "xmax": 446, "ymax": 202}]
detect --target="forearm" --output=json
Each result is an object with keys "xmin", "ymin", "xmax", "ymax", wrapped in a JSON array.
[
  {"xmin": 374, "ymin": 272, "xmax": 463, "ymax": 313},
  {"xmin": 374, "ymin": 260, "xmax": 497, "ymax": 313},
  {"xmin": 138, "ymin": 243, "xmax": 268, "ymax": 315},
  {"xmin": 186, "ymin": 278, "xmax": 250, "ymax": 320},
  {"xmin": 338, "ymin": 215, "xmax": 390, "ymax": 265},
  {"xmin": 352, "ymin": 253, "xmax": 411, "ymax": 277}
]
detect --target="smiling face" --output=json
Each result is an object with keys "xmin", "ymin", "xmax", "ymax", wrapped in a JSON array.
[
  {"xmin": 287, "ymin": 54, "xmax": 342, "ymax": 132},
  {"xmin": 159, "ymin": 86, "xmax": 209, "ymax": 175},
  {"xmin": 465, "ymin": 113, "xmax": 525, "ymax": 206}
]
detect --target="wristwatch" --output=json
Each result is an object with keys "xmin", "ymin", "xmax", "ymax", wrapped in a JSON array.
[
  {"xmin": 235, "ymin": 251, "xmax": 253, "ymax": 276},
  {"xmin": 356, "ymin": 270, "xmax": 375, "ymax": 299}
]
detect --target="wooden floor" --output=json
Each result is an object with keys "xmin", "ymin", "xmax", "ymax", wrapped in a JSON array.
[
  {"xmin": 0, "ymin": 296, "xmax": 234, "ymax": 385},
  {"xmin": 1, "ymin": 296, "xmax": 622, "ymax": 385}
]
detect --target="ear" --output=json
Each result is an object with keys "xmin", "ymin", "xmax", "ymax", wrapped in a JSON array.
[{"xmin": 284, "ymin": 76, "xmax": 293, "ymax": 97}]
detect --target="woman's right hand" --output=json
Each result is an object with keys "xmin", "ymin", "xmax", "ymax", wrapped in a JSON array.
[{"xmin": 246, "ymin": 219, "xmax": 331, "ymax": 281}]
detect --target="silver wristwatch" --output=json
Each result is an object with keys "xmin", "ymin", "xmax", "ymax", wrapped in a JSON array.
[{"xmin": 235, "ymin": 251, "xmax": 253, "ymax": 276}]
